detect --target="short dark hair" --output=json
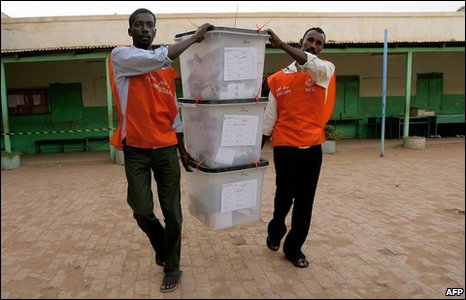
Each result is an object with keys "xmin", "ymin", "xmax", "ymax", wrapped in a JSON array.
[
  {"xmin": 302, "ymin": 27, "xmax": 326, "ymax": 44},
  {"xmin": 129, "ymin": 8, "xmax": 156, "ymax": 28}
]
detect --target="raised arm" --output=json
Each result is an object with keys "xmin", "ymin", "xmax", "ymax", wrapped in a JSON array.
[
  {"xmin": 266, "ymin": 29, "xmax": 307, "ymax": 65},
  {"xmin": 167, "ymin": 23, "xmax": 214, "ymax": 60}
]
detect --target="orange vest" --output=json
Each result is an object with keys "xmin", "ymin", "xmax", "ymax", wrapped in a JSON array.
[
  {"xmin": 109, "ymin": 61, "xmax": 179, "ymax": 149},
  {"xmin": 267, "ymin": 70, "xmax": 336, "ymax": 147}
]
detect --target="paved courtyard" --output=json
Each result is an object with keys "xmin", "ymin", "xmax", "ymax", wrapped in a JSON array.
[{"xmin": 1, "ymin": 138, "xmax": 465, "ymax": 299}]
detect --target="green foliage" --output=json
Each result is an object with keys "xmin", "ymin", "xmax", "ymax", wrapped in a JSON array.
[
  {"xmin": 324, "ymin": 125, "xmax": 343, "ymax": 141},
  {"xmin": 1, "ymin": 151, "xmax": 23, "ymax": 158}
]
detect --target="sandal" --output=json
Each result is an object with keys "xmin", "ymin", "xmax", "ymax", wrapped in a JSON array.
[
  {"xmin": 286, "ymin": 254, "xmax": 309, "ymax": 268},
  {"xmin": 160, "ymin": 271, "xmax": 182, "ymax": 293},
  {"xmin": 266, "ymin": 235, "xmax": 280, "ymax": 251}
]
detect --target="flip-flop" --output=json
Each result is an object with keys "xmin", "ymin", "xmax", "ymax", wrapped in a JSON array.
[{"xmin": 160, "ymin": 271, "xmax": 182, "ymax": 293}]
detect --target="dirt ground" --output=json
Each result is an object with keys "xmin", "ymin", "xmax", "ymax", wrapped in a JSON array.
[{"xmin": 1, "ymin": 137, "xmax": 465, "ymax": 299}]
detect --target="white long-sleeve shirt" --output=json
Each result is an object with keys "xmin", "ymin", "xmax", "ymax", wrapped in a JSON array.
[
  {"xmin": 111, "ymin": 45, "xmax": 183, "ymax": 140},
  {"xmin": 263, "ymin": 52, "xmax": 335, "ymax": 136}
]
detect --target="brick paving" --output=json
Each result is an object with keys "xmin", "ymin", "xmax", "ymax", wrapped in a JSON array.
[{"xmin": 1, "ymin": 138, "xmax": 465, "ymax": 299}]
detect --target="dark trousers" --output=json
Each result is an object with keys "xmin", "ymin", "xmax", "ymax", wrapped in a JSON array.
[
  {"xmin": 268, "ymin": 145, "xmax": 322, "ymax": 260},
  {"xmin": 123, "ymin": 144, "xmax": 182, "ymax": 275}
]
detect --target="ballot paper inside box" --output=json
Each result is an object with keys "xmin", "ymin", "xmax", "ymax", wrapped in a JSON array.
[
  {"xmin": 179, "ymin": 98, "xmax": 267, "ymax": 169},
  {"xmin": 174, "ymin": 26, "xmax": 269, "ymax": 100},
  {"xmin": 185, "ymin": 159, "xmax": 269, "ymax": 230}
]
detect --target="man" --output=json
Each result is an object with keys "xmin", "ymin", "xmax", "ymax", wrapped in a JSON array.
[
  {"xmin": 261, "ymin": 27, "xmax": 336, "ymax": 268},
  {"xmin": 109, "ymin": 8, "xmax": 212, "ymax": 292}
]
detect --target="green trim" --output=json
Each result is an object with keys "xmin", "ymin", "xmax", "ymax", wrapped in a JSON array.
[
  {"xmin": 403, "ymin": 51, "xmax": 414, "ymax": 139},
  {"xmin": 1, "ymin": 62, "xmax": 11, "ymax": 152},
  {"xmin": 323, "ymin": 47, "xmax": 465, "ymax": 54},
  {"xmin": 1, "ymin": 53, "xmax": 108, "ymax": 63}
]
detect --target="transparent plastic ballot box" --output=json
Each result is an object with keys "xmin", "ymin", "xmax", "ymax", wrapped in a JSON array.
[
  {"xmin": 185, "ymin": 158, "xmax": 269, "ymax": 230},
  {"xmin": 174, "ymin": 26, "xmax": 269, "ymax": 100},
  {"xmin": 178, "ymin": 98, "xmax": 268, "ymax": 169}
]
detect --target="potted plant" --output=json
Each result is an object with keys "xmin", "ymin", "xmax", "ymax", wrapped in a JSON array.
[
  {"xmin": 403, "ymin": 135, "xmax": 426, "ymax": 150},
  {"xmin": 1, "ymin": 151, "xmax": 23, "ymax": 170},
  {"xmin": 322, "ymin": 125, "xmax": 343, "ymax": 154}
]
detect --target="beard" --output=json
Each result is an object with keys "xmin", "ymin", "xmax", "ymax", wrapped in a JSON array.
[{"xmin": 304, "ymin": 47, "xmax": 316, "ymax": 55}]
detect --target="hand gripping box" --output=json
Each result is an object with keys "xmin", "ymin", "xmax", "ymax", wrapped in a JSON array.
[
  {"xmin": 179, "ymin": 98, "xmax": 268, "ymax": 169},
  {"xmin": 174, "ymin": 26, "xmax": 269, "ymax": 100},
  {"xmin": 185, "ymin": 159, "xmax": 269, "ymax": 230}
]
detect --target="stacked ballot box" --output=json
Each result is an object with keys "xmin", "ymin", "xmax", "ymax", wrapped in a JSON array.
[
  {"xmin": 185, "ymin": 159, "xmax": 269, "ymax": 230},
  {"xmin": 174, "ymin": 26, "xmax": 269, "ymax": 100},
  {"xmin": 176, "ymin": 26, "xmax": 270, "ymax": 229},
  {"xmin": 178, "ymin": 98, "xmax": 267, "ymax": 169}
]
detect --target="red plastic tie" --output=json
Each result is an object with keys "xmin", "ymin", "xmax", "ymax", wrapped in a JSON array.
[
  {"xmin": 252, "ymin": 158, "xmax": 259, "ymax": 169},
  {"xmin": 234, "ymin": 4, "xmax": 238, "ymax": 28},
  {"xmin": 184, "ymin": 15, "xmax": 199, "ymax": 28},
  {"xmin": 253, "ymin": 77, "xmax": 267, "ymax": 102},
  {"xmin": 256, "ymin": 24, "xmax": 262, "ymax": 35},
  {"xmin": 257, "ymin": 17, "xmax": 275, "ymax": 32},
  {"xmin": 194, "ymin": 160, "xmax": 203, "ymax": 170}
]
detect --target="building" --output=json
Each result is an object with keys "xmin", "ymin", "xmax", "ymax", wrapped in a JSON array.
[{"xmin": 1, "ymin": 11, "xmax": 465, "ymax": 156}]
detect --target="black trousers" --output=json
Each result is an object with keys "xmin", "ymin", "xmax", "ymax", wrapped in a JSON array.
[
  {"xmin": 267, "ymin": 145, "xmax": 322, "ymax": 260},
  {"xmin": 123, "ymin": 144, "xmax": 182, "ymax": 276}
]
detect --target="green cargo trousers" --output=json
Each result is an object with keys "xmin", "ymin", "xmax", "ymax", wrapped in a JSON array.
[{"xmin": 123, "ymin": 144, "xmax": 182, "ymax": 276}]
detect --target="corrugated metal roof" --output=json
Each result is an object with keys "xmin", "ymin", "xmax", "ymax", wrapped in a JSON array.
[
  {"xmin": 1, "ymin": 45, "xmax": 116, "ymax": 55},
  {"xmin": 321, "ymin": 40, "xmax": 465, "ymax": 48},
  {"xmin": 1, "ymin": 40, "xmax": 464, "ymax": 56}
]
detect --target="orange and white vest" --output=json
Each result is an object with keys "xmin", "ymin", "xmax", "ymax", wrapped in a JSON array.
[
  {"xmin": 267, "ymin": 70, "xmax": 336, "ymax": 147},
  {"xmin": 109, "ymin": 59, "xmax": 179, "ymax": 149}
]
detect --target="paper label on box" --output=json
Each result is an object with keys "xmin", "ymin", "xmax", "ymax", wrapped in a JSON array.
[
  {"xmin": 226, "ymin": 82, "xmax": 245, "ymax": 98},
  {"xmin": 214, "ymin": 146, "xmax": 236, "ymax": 165},
  {"xmin": 221, "ymin": 115, "xmax": 259, "ymax": 146},
  {"xmin": 221, "ymin": 179, "xmax": 258, "ymax": 213},
  {"xmin": 224, "ymin": 47, "xmax": 258, "ymax": 81}
]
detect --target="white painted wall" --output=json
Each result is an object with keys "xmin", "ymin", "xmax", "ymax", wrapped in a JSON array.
[{"xmin": 2, "ymin": 12, "xmax": 465, "ymax": 50}]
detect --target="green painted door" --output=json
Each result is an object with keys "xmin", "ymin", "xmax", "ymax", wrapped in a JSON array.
[
  {"xmin": 333, "ymin": 76, "xmax": 359, "ymax": 118},
  {"xmin": 416, "ymin": 74, "xmax": 442, "ymax": 112},
  {"xmin": 48, "ymin": 83, "xmax": 83, "ymax": 122}
]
